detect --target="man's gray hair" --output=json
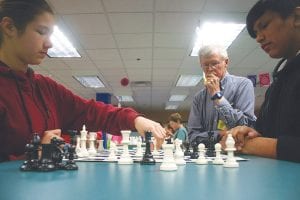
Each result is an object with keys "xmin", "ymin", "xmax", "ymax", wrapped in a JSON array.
[{"xmin": 198, "ymin": 45, "xmax": 228, "ymax": 60}]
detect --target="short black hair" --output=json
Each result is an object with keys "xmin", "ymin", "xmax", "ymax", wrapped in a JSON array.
[{"xmin": 246, "ymin": 0, "xmax": 300, "ymax": 38}]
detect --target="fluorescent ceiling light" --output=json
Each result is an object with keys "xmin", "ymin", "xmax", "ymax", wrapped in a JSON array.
[
  {"xmin": 165, "ymin": 104, "xmax": 179, "ymax": 110},
  {"xmin": 48, "ymin": 25, "xmax": 81, "ymax": 58},
  {"xmin": 74, "ymin": 76, "xmax": 105, "ymax": 88},
  {"xmin": 117, "ymin": 95, "xmax": 134, "ymax": 102},
  {"xmin": 169, "ymin": 95, "xmax": 187, "ymax": 102},
  {"xmin": 190, "ymin": 22, "xmax": 245, "ymax": 56},
  {"xmin": 176, "ymin": 75, "xmax": 202, "ymax": 87}
]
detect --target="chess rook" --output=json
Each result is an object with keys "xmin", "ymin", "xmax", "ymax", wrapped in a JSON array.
[{"xmin": 160, "ymin": 143, "xmax": 177, "ymax": 171}]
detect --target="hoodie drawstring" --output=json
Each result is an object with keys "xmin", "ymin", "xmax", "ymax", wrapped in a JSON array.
[{"xmin": 10, "ymin": 71, "xmax": 34, "ymax": 134}]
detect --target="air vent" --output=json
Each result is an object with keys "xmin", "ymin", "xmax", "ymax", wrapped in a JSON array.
[{"xmin": 130, "ymin": 81, "xmax": 152, "ymax": 87}]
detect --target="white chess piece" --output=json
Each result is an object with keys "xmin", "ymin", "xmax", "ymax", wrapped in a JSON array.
[
  {"xmin": 88, "ymin": 132, "xmax": 97, "ymax": 156},
  {"xmin": 97, "ymin": 139, "xmax": 104, "ymax": 153},
  {"xmin": 107, "ymin": 141, "xmax": 118, "ymax": 161},
  {"xmin": 160, "ymin": 143, "xmax": 178, "ymax": 171},
  {"xmin": 224, "ymin": 133, "xmax": 239, "ymax": 168},
  {"xmin": 195, "ymin": 143, "xmax": 208, "ymax": 165},
  {"xmin": 118, "ymin": 130, "xmax": 133, "ymax": 164},
  {"xmin": 135, "ymin": 140, "xmax": 143, "ymax": 157},
  {"xmin": 212, "ymin": 143, "xmax": 224, "ymax": 165},
  {"xmin": 79, "ymin": 125, "xmax": 89, "ymax": 157},
  {"xmin": 75, "ymin": 135, "xmax": 82, "ymax": 156},
  {"xmin": 174, "ymin": 139, "xmax": 186, "ymax": 165},
  {"xmin": 152, "ymin": 137, "xmax": 160, "ymax": 156}
]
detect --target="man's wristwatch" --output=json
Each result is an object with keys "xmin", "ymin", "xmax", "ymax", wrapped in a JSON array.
[{"xmin": 211, "ymin": 91, "xmax": 223, "ymax": 100}]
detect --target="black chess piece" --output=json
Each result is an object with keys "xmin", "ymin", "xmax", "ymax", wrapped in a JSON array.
[
  {"xmin": 141, "ymin": 131, "xmax": 155, "ymax": 165},
  {"xmin": 67, "ymin": 130, "xmax": 79, "ymax": 159},
  {"xmin": 64, "ymin": 144, "xmax": 78, "ymax": 170},
  {"xmin": 166, "ymin": 137, "xmax": 172, "ymax": 144},
  {"xmin": 20, "ymin": 143, "xmax": 35, "ymax": 171},
  {"xmin": 190, "ymin": 140, "xmax": 199, "ymax": 159},
  {"xmin": 38, "ymin": 143, "xmax": 56, "ymax": 171},
  {"xmin": 206, "ymin": 131, "xmax": 216, "ymax": 157},
  {"xmin": 50, "ymin": 137, "xmax": 66, "ymax": 169},
  {"xmin": 32, "ymin": 133, "xmax": 41, "ymax": 169},
  {"xmin": 64, "ymin": 131, "xmax": 78, "ymax": 170},
  {"xmin": 190, "ymin": 145, "xmax": 199, "ymax": 159},
  {"xmin": 20, "ymin": 133, "xmax": 41, "ymax": 171},
  {"xmin": 183, "ymin": 142, "xmax": 192, "ymax": 157},
  {"xmin": 20, "ymin": 134, "xmax": 79, "ymax": 172}
]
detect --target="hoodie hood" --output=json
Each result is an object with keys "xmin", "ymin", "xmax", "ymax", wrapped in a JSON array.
[
  {"xmin": 0, "ymin": 62, "xmax": 34, "ymax": 82},
  {"xmin": 0, "ymin": 61, "xmax": 49, "ymax": 136}
]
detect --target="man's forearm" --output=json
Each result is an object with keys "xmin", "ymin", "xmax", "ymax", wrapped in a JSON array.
[{"xmin": 241, "ymin": 137, "xmax": 277, "ymax": 159}]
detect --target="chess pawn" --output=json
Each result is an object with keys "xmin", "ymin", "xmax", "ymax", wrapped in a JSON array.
[
  {"xmin": 88, "ymin": 132, "xmax": 97, "ymax": 156},
  {"xmin": 174, "ymin": 139, "xmax": 186, "ymax": 165},
  {"xmin": 160, "ymin": 143, "xmax": 177, "ymax": 171},
  {"xmin": 118, "ymin": 130, "xmax": 133, "ymax": 164},
  {"xmin": 97, "ymin": 139, "xmax": 104, "ymax": 153},
  {"xmin": 152, "ymin": 137, "xmax": 160, "ymax": 156},
  {"xmin": 79, "ymin": 125, "xmax": 89, "ymax": 157},
  {"xmin": 195, "ymin": 143, "xmax": 208, "ymax": 165},
  {"xmin": 224, "ymin": 133, "xmax": 239, "ymax": 168},
  {"xmin": 135, "ymin": 140, "xmax": 143, "ymax": 157},
  {"xmin": 107, "ymin": 141, "xmax": 118, "ymax": 161},
  {"xmin": 75, "ymin": 136, "xmax": 82, "ymax": 156},
  {"xmin": 212, "ymin": 143, "xmax": 224, "ymax": 165}
]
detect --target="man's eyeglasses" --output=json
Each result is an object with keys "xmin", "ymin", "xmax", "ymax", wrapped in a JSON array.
[{"xmin": 201, "ymin": 60, "xmax": 224, "ymax": 70}]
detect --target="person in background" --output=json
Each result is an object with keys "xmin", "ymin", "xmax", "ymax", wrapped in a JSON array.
[
  {"xmin": 0, "ymin": 0, "xmax": 165, "ymax": 162},
  {"xmin": 169, "ymin": 113, "xmax": 188, "ymax": 142},
  {"xmin": 222, "ymin": 0, "xmax": 300, "ymax": 163},
  {"xmin": 155, "ymin": 123, "xmax": 174, "ymax": 150},
  {"xmin": 187, "ymin": 45, "xmax": 256, "ymax": 146}
]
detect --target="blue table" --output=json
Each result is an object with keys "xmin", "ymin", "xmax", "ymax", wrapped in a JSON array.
[{"xmin": 0, "ymin": 156, "xmax": 299, "ymax": 200}]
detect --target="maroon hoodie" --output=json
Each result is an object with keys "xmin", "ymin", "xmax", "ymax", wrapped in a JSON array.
[{"xmin": 0, "ymin": 62, "xmax": 139, "ymax": 161}]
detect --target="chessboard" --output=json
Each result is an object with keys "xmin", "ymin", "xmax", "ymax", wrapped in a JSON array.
[{"xmin": 72, "ymin": 147, "xmax": 248, "ymax": 163}]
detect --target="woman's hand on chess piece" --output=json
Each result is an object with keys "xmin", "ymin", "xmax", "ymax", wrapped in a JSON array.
[
  {"xmin": 41, "ymin": 129, "xmax": 63, "ymax": 144},
  {"xmin": 134, "ymin": 116, "xmax": 166, "ymax": 139}
]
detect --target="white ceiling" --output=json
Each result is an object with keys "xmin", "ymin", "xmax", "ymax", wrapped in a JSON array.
[{"xmin": 33, "ymin": 0, "xmax": 278, "ymax": 111}]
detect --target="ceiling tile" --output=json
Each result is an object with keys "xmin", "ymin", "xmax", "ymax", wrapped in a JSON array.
[
  {"xmin": 154, "ymin": 48, "xmax": 186, "ymax": 60},
  {"xmin": 204, "ymin": 0, "xmax": 258, "ymax": 12},
  {"xmin": 49, "ymin": 0, "xmax": 103, "ymax": 14},
  {"xmin": 63, "ymin": 14, "xmax": 111, "ymax": 34},
  {"xmin": 103, "ymin": 0, "xmax": 153, "ymax": 12},
  {"xmin": 115, "ymin": 33, "xmax": 152, "ymax": 48},
  {"xmin": 153, "ymin": 60, "xmax": 182, "ymax": 68},
  {"xmin": 155, "ymin": 13, "xmax": 200, "ymax": 33},
  {"xmin": 156, "ymin": 0, "xmax": 205, "ymax": 12},
  {"xmin": 86, "ymin": 49, "xmax": 121, "ymax": 60},
  {"xmin": 154, "ymin": 33, "xmax": 192, "ymax": 48},
  {"xmin": 79, "ymin": 34, "xmax": 116, "ymax": 49},
  {"xmin": 120, "ymin": 48, "xmax": 152, "ymax": 60},
  {"xmin": 109, "ymin": 13, "xmax": 153, "ymax": 33},
  {"xmin": 123, "ymin": 60, "xmax": 152, "ymax": 69},
  {"xmin": 94, "ymin": 60, "xmax": 124, "ymax": 69}
]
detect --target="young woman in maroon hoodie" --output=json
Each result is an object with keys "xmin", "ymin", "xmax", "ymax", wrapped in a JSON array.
[{"xmin": 0, "ymin": 0, "xmax": 165, "ymax": 162}]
